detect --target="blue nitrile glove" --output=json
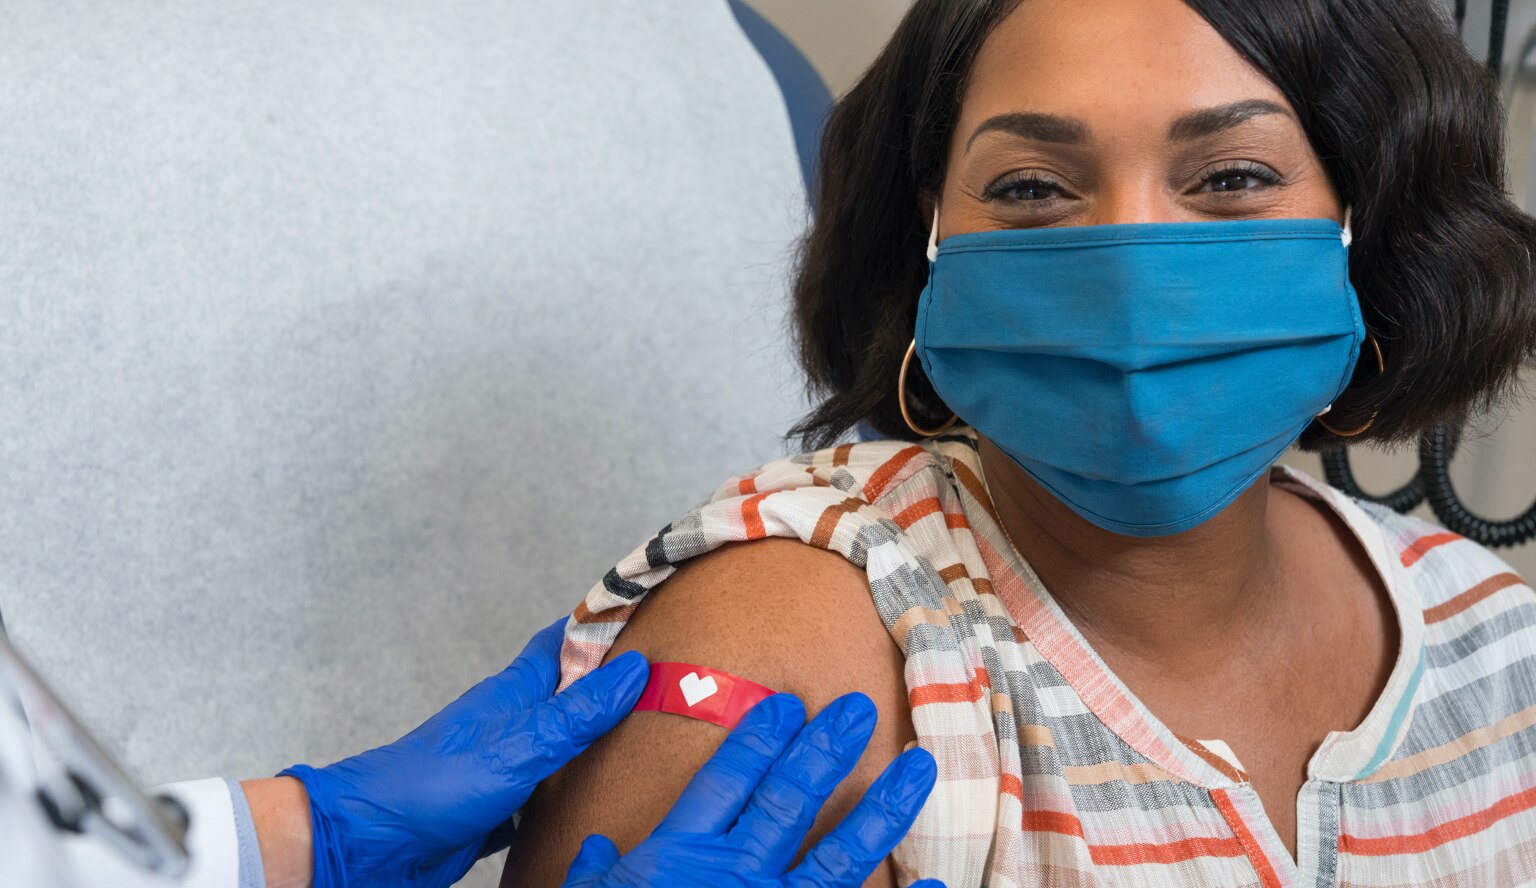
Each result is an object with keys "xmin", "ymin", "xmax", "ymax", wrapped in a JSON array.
[
  {"xmin": 561, "ymin": 692, "xmax": 945, "ymax": 888},
  {"xmin": 279, "ymin": 617, "xmax": 649, "ymax": 888}
]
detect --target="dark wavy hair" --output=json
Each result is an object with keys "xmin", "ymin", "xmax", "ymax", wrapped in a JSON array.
[{"xmin": 787, "ymin": 0, "xmax": 1536, "ymax": 451}]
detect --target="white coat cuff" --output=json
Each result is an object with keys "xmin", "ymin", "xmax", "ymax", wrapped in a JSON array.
[{"xmin": 155, "ymin": 778, "xmax": 243, "ymax": 888}]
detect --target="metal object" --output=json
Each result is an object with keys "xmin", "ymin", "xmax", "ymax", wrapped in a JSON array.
[
  {"xmin": 1315, "ymin": 334, "xmax": 1384, "ymax": 438},
  {"xmin": 898, "ymin": 339, "xmax": 959, "ymax": 438},
  {"xmin": 0, "ymin": 620, "xmax": 190, "ymax": 878}
]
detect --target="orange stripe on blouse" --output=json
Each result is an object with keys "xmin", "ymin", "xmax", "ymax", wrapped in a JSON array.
[
  {"xmin": 1401, "ymin": 531, "xmax": 1462, "ymax": 567},
  {"xmin": 572, "ymin": 600, "xmax": 637, "ymax": 624},
  {"xmin": 801, "ymin": 466, "xmax": 832, "ymax": 488},
  {"xmin": 1089, "ymin": 835, "xmax": 1248, "ymax": 867},
  {"xmin": 737, "ymin": 475, "xmax": 758, "ymax": 496},
  {"xmin": 1423, "ymin": 572, "xmax": 1525, "ymax": 625},
  {"xmin": 938, "ymin": 563, "xmax": 970, "ymax": 585},
  {"xmin": 863, "ymin": 445, "xmax": 926, "ymax": 504},
  {"xmin": 1338, "ymin": 784, "xmax": 1536, "ymax": 857},
  {"xmin": 909, "ymin": 672, "xmax": 991, "ymax": 708},
  {"xmin": 1022, "ymin": 809, "xmax": 1087, "ymax": 840},
  {"xmin": 808, "ymin": 497, "xmax": 863, "ymax": 550},
  {"xmin": 1212, "ymin": 789, "xmax": 1284, "ymax": 888},
  {"xmin": 894, "ymin": 496, "xmax": 942, "ymax": 529},
  {"xmin": 950, "ymin": 459, "xmax": 1000, "ymax": 524},
  {"xmin": 1177, "ymin": 736, "xmax": 1248, "ymax": 784},
  {"xmin": 740, "ymin": 492, "xmax": 772, "ymax": 540}
]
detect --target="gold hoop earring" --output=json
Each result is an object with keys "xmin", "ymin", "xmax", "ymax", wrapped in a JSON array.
[
  {"xmin": 898, "ymin": 339, "xmax": 959, "ymax": 437},
  {"xmin": 1316, "ymin": 333, "xmax": 1384, "ymax": 438}
]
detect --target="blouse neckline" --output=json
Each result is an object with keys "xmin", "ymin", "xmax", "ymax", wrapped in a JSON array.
[{"xmin": 945, "ymin": 427, "xmax": 1424, "ymax": 788}]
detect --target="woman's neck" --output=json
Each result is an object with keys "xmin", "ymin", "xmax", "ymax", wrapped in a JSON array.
[{"xmin": 977, "ymin": 435, "xmax": 1290, "ymax": 676}]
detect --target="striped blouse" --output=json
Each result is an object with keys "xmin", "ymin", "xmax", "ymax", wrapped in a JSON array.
[{"xmin": 558, "ymin": 429, "xmax": 1536, "ymax": 887}]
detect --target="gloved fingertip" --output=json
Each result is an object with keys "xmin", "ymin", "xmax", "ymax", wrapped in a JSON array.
[
  {"xmin": 563, "ymin": 833, "xmax": 621, "ymax": 884},
  {"xmin": 594, "ymin": 649, "xmax": 651, "ymax": 705},
  {"xmin": 750, "ymin": 691, "xmax": 807, "ymax": 723},
  {"xmin": 579, "ymin": 833, "xmax": 620, "ymax": 859},
  {"xmin": 511, "ymin": 617, "xmax": 574, "ymax": 682},
  {"xmin": 553, "ymin": 654, "xmax": 651, "ymax": 743},
  {"xmin": 908, "ymin": 880, "xmax": 947, "ymax": 888},
  {"xmin": 898, "ymin": 746, "xmax": 938, "ymax": 780},
  {"xmin": 833, "ymin": 691, "xmax": 879, "ymax": 732},
  {"xmin": 888, "ymin": 747, "xmax": 938, "ymax": 807},
  {"xmin": 837, "ymin": 690, "xmax": 876, "ymax": 713},
  {"xmin": 801, "ymin": 693, "xmax": 877, "ymax": 756}
]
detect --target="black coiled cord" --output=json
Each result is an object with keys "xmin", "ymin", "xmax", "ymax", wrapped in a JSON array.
[
  {"xmin": 1320, "ymin": 446, "xmax": 1426, "ymax": 512},
  {"xmin": 1324, "ymin": 424, "xmax": 1536, "ymax": 548},
  {"xmin": 1419, "ymin": 423, "xmax": 1536, "ymax": 547}
]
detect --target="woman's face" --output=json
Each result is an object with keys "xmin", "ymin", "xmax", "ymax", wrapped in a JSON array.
[{"xmin": 937, "ymin": 0, "xmax": 1341, "ymax": 237}]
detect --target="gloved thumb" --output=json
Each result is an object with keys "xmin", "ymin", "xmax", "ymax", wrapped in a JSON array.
[
  {"xmin": 561, "ymin": 834, "xmax": 622, "ymax": 887},
  {"xmin": 502, "ymin": 650, "xmax": 649, "ymax": 792}
]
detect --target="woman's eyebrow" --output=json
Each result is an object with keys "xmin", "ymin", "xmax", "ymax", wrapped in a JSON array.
[
  {"xmin": 1168, "ymin": 99, "xmax": 1292, "ymax": 141},
  {"xmin": 965, "ymin": 112, "xmax": 1090, "ymax": 152},
  {"xmin": 965, "ymin": 99, "xmax": 1291, "ymax": 154}
]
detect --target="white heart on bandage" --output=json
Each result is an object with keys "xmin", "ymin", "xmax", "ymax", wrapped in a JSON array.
[{"xmin": 679, "ymin": 671, "xmax": 719, "ymax": 707}]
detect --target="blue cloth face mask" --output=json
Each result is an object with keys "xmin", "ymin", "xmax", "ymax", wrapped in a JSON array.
[{"xmin": 914, "ymin": 210, "xmax": 1365, "ymax": 537}]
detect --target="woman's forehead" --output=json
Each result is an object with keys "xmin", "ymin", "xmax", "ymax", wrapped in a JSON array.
[{"xmin": 958, "ymin": 0, "xmax": 1294, "ymax": 139}]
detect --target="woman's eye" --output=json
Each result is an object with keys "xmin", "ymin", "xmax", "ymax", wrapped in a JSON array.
[
  {"xmin": 1196, "ymin": 163, "xmax": 1282, "ymax": 194},
  {"xmin": 1207, "ymin": 172, "xmax": 1262, "ymax": 192},
  {"xmin": 984, "ymin": 174, "xmax": 1066, "ymax": 203}
]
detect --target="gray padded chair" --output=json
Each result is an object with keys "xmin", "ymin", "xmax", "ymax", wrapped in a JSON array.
[{"xmin": 0, "ymin": 3, "xmax": 814, "ymax": 883}]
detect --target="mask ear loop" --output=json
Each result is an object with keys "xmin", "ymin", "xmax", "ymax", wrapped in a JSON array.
[
  {"xmin": 906, "ymin": 200, "xmax": 959, "ymax": 437},
  {"xmin": 926, "ymin": 202, "xmax": 940, "ymax": 262},
  {"xmin": 1317, "ymin": 204, "xmax": 1379, "ymax": 430}
]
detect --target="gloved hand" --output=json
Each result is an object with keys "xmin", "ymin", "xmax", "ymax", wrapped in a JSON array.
[
  {"xmin": 561, "ymin": 692, "xmax": 944, "ymax": 888},
  {"xmin": 279, "ymin": 616, "xmax": 648, "ymax": 888}
]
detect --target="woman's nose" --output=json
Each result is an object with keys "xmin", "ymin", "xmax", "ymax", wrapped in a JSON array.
[{"xmin": 1088, "ymin": 185, "xmax": 1185, "ymax": 226}]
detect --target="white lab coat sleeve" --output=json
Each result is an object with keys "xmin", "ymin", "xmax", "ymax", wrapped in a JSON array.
[
  {"xmin": 57, "ymin": 777, "xmax": 251, "ymax": 888},
  {"xmin": 155, "ymin": 777, "xmax": 246, "ymax": 888}
]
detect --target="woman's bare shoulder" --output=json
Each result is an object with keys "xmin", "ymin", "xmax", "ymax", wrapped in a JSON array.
[
  {"xmin": 503, "ymin": 538, "xmax": 912, "ymax": 887},
  {"xmin": 611, "ymin": 538, "xmax": 904, "ymax": 687}
]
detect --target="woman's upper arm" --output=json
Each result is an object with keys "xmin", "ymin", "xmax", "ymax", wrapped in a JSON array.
[{"xmin": 502, "ymin": 538, "xmax": 914, "ymax": 888}]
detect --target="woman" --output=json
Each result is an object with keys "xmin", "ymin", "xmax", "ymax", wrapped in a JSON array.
[{"xmin": 507, "ymin": 0, "xmax": 1536, "ymax": 884}]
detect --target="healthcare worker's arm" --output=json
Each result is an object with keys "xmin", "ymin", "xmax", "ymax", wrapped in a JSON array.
[
  {"xmin": 241, "ymin": 777, "xmax": 308, "ymax": 888},
  {"xmin": 252, "ymin": 617, "xmax": 652, "ymax": 888}
]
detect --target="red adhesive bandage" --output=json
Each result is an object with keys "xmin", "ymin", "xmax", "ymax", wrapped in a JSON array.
[{"xmin": 632, "ymin": 661, "xmax": 778, "ymax": 729}]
